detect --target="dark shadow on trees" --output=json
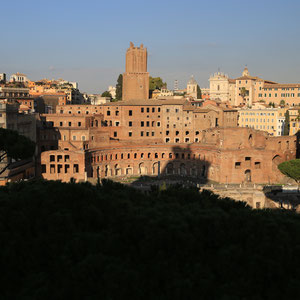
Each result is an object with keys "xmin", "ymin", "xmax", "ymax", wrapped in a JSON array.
[
  {"xmin": 263, "ymin": 185, "xmax": 300, "ymax": 210},
  {"xmin": 296, "ymin": 130, "xmax": 300, "ymax": 159}
]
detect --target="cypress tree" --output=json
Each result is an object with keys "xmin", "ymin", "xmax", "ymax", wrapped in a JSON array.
[
  {"xmin": 284, "ymin": 110, "xmax": 290, "ymax": 135},
  {"xmin": 116, "ymin": 74, "xmax": 123, "ymax": 100}
]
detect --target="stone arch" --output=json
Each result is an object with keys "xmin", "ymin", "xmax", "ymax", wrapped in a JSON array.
[
  {"xmin": 152, "ymin": 162, "xmax": 159, "ymax": 175},
  {"xmin": 180, "ymin": 163, "xmax": 186, "ymax": 175},
  {"xmin": 272, "ymin": 155, "xmax": 282, "ymax": 166},
  {"xmin": 166, "ymin": 163, "xmax": 174, "ymax": 175},
  {"xmin": 248, "ymin": 134, "xmax": 253, "ymax": 146},
  {"xmin": 139, "ymin": 162, "xmax": 147, "ymax": 175},
  {"xmin": 104, "ymin": 165, "xmax": 109, "ymax": 177},
  {"xmin": 201, "ymin": 165, "xmax": 206, "ymax": 177},
  {"xmin": 114, "ymin": 164, "xmax": 121, "ymax": 176},
  {"xmin": 125, "ymin": 165, "xmax": 133, "ymax": 175},
  {"xmin": 191, "ymin": 167, "xmax": 197, "ymax": 177},
  {"xmin": 245, "ymin": 169, "xmax": 251, "ymax": 182}
]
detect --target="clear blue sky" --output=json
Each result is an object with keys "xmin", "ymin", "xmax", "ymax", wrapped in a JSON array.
[{"xmin": 1, "ymin": 0, "xmax": 300, "ymax": 93}]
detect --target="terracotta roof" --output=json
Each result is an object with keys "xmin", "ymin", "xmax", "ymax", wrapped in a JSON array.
[
  {"xmin": 235, "ymin": 75, "xmax": 260, "ymax": 81},
  {"xmin": 103, "ymin": 99, "xmax": 188, "ymax": 106},
  {"xmin": 161, "ymin": 99, "xmax": 189, "ymax": 105},
  {"xmin": 233, "ymin": 76, "xmax": 277, "ymax": 84},
  {"xmin": 13, "ymin": 72, "xmax": 27, "ymax": 76},
  {"xmin": 194, "ymin": 108, "xmax": 210, "ymax": 113},
  {"xmin": 263, "ymin": 83, "xmax": 300, "ymax": 88}
]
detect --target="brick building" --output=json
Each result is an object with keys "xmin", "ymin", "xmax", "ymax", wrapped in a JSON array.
[
  {"xmin": 39, "ymin": 99, "xmax": 296, "ymax": 184},
  {"xmin": 39, "ymin": 43, "xmax": 297, "ymax": 184}
]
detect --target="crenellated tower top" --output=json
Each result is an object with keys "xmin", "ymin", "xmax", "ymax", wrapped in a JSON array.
[{"xmin": 125, "ymin": 42, "xmax": 148, "ymax": 73}]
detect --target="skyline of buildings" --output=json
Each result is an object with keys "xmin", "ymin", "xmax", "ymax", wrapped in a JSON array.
[{"xmin": 0, "ymin": 40, "xmax": 299, "ymax": 209}]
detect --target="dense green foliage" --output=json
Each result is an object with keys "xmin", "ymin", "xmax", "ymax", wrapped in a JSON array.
[
  {"xmin": 2, "ymin": 180, "xmax": 300, "ymax": 299},
  {"xmin": 149, "ymin": 76, "xmax": 166, "ymax": 91},
  {"xmin": 0, "ymin": 128, "xmax": 35, "ymax": 161},
  {"xmin": 268, "ymin": 102, "xmax": 275, "ymax": 108},
  {"xmin": 115, "ymin": 74, "xmax": 123, "ymax": 100},
  {"xmin": 284, "ymin": 110, "xmax": 290, "ymax": 135},
  {"xmin": 149, "ymin": 77, "xmax": 166, "ymax": 98},
  {"xmin": 280, "ymin": 99, "xmax": 286, "ymax": 107},
  {"xmin": 197, "ymin": 85, "xmax": 202, "ymax": 99},
  {"xmin": 278, "ymin": 159, "xmax": 300, "ymax": 185},
  {"xmin": 101, "ymin": 91, "xmax": 112, "ymax": 98},
  {"xmin": 0, "ymin": 128, "xmax": 35, "ymax": 174},
  {"xmin": 240, "ymin": 87, "xmax": 249, "ymax": 102}
]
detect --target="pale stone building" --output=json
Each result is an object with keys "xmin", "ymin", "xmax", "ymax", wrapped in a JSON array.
[
  {"xmin": 209, "ymin": 72, "xmax": 231, "ymax": 102},
  {"xmin": 288, "ymin": 108, "xmax": 300, "ymax": 135},
  {"xmin": 89, "ymin": 95, "xmax": 111, "ymax": 105},
  {"xmin": 108, "ymin": 86, "xmax": 116, "ymax": 99},
  {"xmin": 186, "ymin": 76, "xmax": 197, "ymax": 99},
  {"xmin": 10, "ymin": 72, "xmax": 29, "ymax": 83},
  {"xmin": 257, "ymin": 83, "xmax": 300, "ymax": 107},
  {"xmin": 238, "ymin": 107, "xmax": 286, "ymax": 136},
  {"xmin": 209, "ymin": 67, "xmax": 278, "ymax": 107},
  {"xmin": 152, "ymin": 88, "xmax": 174, "ymax": 99}
]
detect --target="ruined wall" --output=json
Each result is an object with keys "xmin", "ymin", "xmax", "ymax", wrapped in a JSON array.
[{"xmin": 41, "ymin": 150, "xmax": 86, "ymax": 182}]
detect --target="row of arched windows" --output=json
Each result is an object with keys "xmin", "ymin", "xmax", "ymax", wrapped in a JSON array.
[{"xmin": 90, "ymin": 151, "xmax": 205, "ymax": 163}]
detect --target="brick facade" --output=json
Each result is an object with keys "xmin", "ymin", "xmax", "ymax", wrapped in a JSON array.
[
  {"xmin": 122, "ymin": 42, "xmax": 149, "ymax": 101},
  {"xmin": 39, "ymin": 43, "xmax": 297, "ymax": 184}
]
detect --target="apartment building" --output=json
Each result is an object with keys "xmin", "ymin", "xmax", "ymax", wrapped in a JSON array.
[
  {"xmin": 238, "ymin": 108, "xmax": 286, "ymax": 136},
  {"xmin": 289, "ymin": 108, "xmax": 300, "ymax": 135},
  {"xmin": 258, "ymin": 84, "xmax": 300, "ymax": 107}
]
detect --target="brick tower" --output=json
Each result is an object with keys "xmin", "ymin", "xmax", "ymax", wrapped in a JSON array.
[{"xmin": 122, "ymin": 42, "xmax": 149, "ymax": 101}]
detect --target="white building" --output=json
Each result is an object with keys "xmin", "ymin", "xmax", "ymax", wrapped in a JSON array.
[
  {"xmin": 108, "ymin": 86, "xmax": 116, "ymax": 99},
  {"xmin": 277, "ymin": 117, "xmax": 285, "ymax": 136},
  {"xmin": 89, "ymin": 94, "xmax": 111, "ymax": 105},
  {"xmin": 10, "ymin": 72, "xmax": 29, "ymax": 83},
  {"xmin": 209, "ymin": 72, "xmax": 231, "ymax": 102}
]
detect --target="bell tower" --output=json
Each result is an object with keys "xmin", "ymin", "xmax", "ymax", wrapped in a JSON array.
[
  {"xmin": 242, "ymin": 66, "xmax": 250, "ymax": 77},
  {"xmin": 122, "ymin": 42, "xmax": 149, "ymax": 101}
]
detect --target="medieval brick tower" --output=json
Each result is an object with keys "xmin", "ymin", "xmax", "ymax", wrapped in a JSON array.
[{"xmin": 122, "ymin": 42, "xmax": 149, "ymax": 101}]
